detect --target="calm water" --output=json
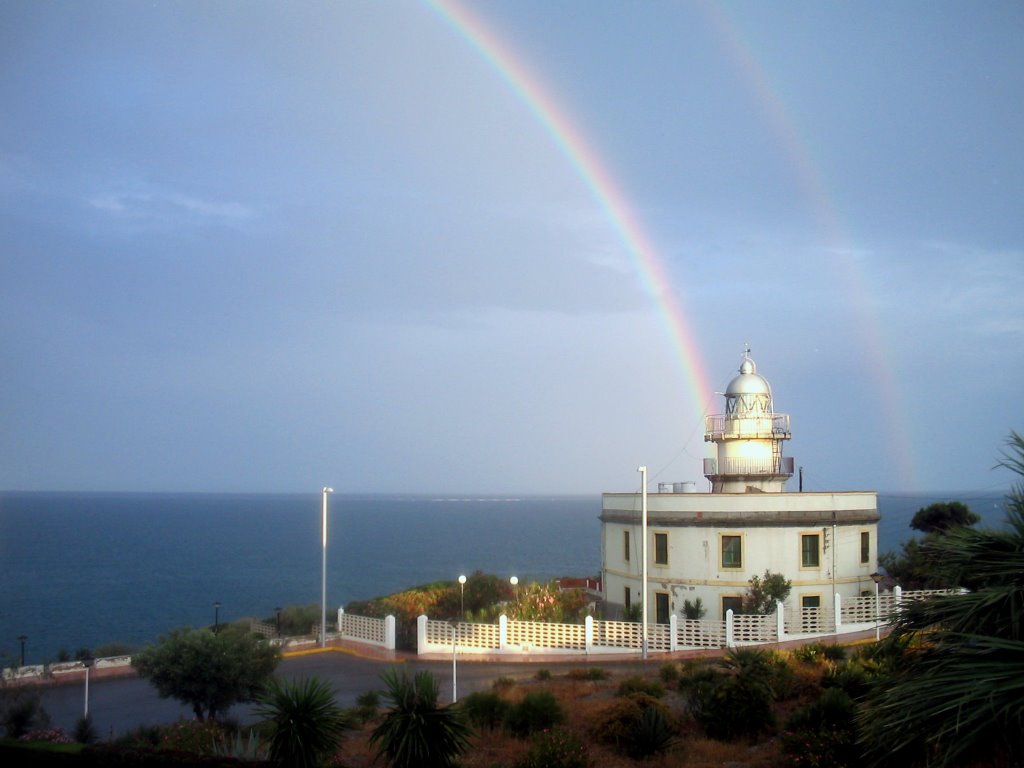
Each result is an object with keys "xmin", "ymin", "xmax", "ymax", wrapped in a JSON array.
[{"xmin": 0, "ymin": 490, "xmax": 1009, "ymax": 664}]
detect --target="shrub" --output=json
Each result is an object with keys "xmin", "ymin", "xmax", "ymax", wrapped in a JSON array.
[
  {"xmin": 492, "ymin": 675, "xmax": 516, "ymax": 691},
  {"xmin": 591, "ymin": 693, "xmax": 677, "ymax": 758},
  {"xmin": 459, "ymin": 691, "xmax": 509, "ymax": 730},
  {"xmin": 74, "ymin": 715, "xmax": 97, "ymax": 745},
  {"xmin": 371, "ymin": 668, "xmax": 470, "ymax": 768},
  {"xmin": 659, "ymin": 661, "xmax": 680, "ymax": 684},
  {"xmin": 782, "ymin": 687, "xmax": 860, "ymax": 768},
  {"xmin": 794, "ymin": 642, "xmax": 844, "ymax": 664},
  {"xmin": 158, "ymin": 720, "xmax": 227, "ymax": 754},
  {"xmin": 354, "ymin": 690, "xmax": 380, "ymax": 723},
  {"xmin": 567, "ymin": 667, "xmax": 607, "ymax": 681},
  {"xmin": 1, "ymin": 687, "xmax": 49, "ymax": 738},
  {"xmin": 535, "ymin": 668, "xmax": 552, "ymax": 681},
  {"xmin": 506, "ymin": 691, "xmax": 565, "ymax": 738},
  {"xmin": 617, "ymin": 676, "xmax": 664, "ymax": 698},
  {"xmin": 255, "ymin": 677, "xmax": 352, "ymax": 768},
  {"xmin": 677, "ymin": 662, "xmax": 724, "ymax": 717},
  {"xmin": 514, "ymin": 726, "xmax": 589, "ymax": 768},
  {"xmin": 822, "ymin": 659, "xmax": 877, "ymax": 700},
  {"xmin": 696, "ymin": 673, "xmax": 775, "ymax": 741}
]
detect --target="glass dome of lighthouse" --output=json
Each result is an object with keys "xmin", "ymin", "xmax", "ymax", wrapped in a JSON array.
[{"xmin": 724, "ymin": 350, "xmax": 773, "ymax": 417}]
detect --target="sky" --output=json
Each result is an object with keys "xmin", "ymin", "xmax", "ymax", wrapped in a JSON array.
[{"xmin": 1, "ymin": 0, "xmax": 1021, "ymax": 496}]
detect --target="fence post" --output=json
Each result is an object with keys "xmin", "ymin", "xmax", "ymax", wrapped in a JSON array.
[
  {"xmin": 417, "ymin": 615, "xmax": 428, "ymax": 655},
  {"xmin": 584, "ymin": 615, "xmax": 594, "ymax": 654},
  {"xmin": 337, "ymin": 607, "xmax": 345, "ymax": 639},
  {"xmin": 776, "ymin": 601, "xmax": 785, "ymax": 641},
  {"xmin": 833, "ymin": 593, "xmax": 843, "ymax": 634},
  {"xmin": 669, "ymin": 614, "xmax": 678, "ymax": 652},
  {"xmin": 499, "ymin": 614, "xmax": 508, "ymax": 651},
  {"xmin": 384, "ymin": 615, "xmax": 396, "ymax": 650},
  {"xmin": 725, "ymin": 609, "xmax": 735, "ymax": 649}
]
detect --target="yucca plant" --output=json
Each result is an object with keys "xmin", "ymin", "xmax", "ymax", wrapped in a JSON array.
[
  {"xmin": 858, "ymin": 431, "xmax": 1024, "ymax": 767},
  {"xmin": 254, "ymin": 677, "xmax": 352, "ymax": 768},
  {"xmin": 370, "ymin": 667, "xmax": 470, "ymax": 768}
]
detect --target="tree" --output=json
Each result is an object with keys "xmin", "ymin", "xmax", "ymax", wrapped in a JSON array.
[
  {"xmin": 683, "ymin": 598, "xmax": 706, "ymax": 620},
  {"xmin": 255, "ymin": 677, "xmax": 352, "ymax": 768},
  {"xmin": 133, "ymin": 625, "xmax": 279, "ymax": 721},
  {"xmin": 858, "ymin": 431, "xmax": 1024, "ymax": 767},
  {"xmin": 910, "ymin": 501, "xmax": 980, "ymax": 534},
  {"xmin": 370, "ymin": 667, "xmax": 471, "ymax": 768},
  {"xmin": 743, "ymin": 570, "xmax": 791, "ymax": 614},
  {"xmin": 881, "ymin": 500, "xmax": 982, "ymax": 588}
]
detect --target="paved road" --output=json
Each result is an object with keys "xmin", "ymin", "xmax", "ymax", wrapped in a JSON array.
[{"xmin": 37, "ymin": 651, "xmax": 648, "ymax": 738}]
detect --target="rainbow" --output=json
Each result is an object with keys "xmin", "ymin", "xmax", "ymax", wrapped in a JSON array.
[
  {"xmin": 426, "ymin": 0, "xmax": 918, "ymax": 489},
  {"xmin": 425, "ymin": 0, "xmax": 717, "ymax": 427},
  {"xmin": 705, "ymin": 5, "xmax": 917, "ymax": 488}
]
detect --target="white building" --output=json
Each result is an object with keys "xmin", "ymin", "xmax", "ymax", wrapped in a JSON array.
[{"xmin": 600, "ymin": 350, "xmax": 879, "ymax": 622}]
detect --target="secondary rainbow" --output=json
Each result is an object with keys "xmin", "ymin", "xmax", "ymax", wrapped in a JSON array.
[{"xmin": 426, "ymin": 0, "xmax": 716, "ymax": 425}]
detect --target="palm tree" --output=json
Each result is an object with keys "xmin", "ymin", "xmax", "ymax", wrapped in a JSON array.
[
  {"xmin": 858, "ymin": 431, "xmax": 1024, "ymax": 767},
  {"xmin": 370, "ymin": 667, "xmax": 471, "ymax": 768},
  {"xmin": 255, "ymin": 677, "xmax": 352, "ymax": 768}
]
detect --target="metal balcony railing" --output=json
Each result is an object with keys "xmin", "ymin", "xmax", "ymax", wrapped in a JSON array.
[
  {"xmin": 704, "ymin": 456, "xmax": 795, "ymax": 477},
  {"xmin": 704, "ymin": 413, "xmax": 790, "ymax": 440}
]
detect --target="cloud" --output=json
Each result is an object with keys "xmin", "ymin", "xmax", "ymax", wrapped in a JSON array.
[{"xmin": 86, "ymin": 188, "xmax": 255, "ymax": 227}]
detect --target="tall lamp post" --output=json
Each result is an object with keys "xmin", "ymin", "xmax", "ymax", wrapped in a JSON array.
[
  {"xmin": 870, "ymin": 572, "xmax": 884, "ymax": 641},
  {"xmin": 638, "ymin": 465, "xmax": 648, "ymax": 660},
  {"xmin": 82, "ymin": 654, "xmax": 95, "ymax": 718},
  {"xmin": 321, "ymin": 486, "xmax": 334, "ymax": 648},
  {"xmin": 213, "ymin": 601, "xmax": 221, "ymax": 633},
  {"xmin": 17, "ymin": 635, "xmax": 26, "ymax": 667},
  {"xmin": 458, "ymin": 574, "xmax": 467, "ymax": 620}
]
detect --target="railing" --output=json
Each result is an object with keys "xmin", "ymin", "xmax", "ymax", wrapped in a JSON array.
[
  {"xmin": 337, "ymin": 608, "xmax": 395, "ymax": 650},
  {"xmin": 705, "ymin": 413, "xmax": 790, "ymax": 440},
  {"xmin": 704, "ymin": 456, "xmax": 795, "ymax": 477}
]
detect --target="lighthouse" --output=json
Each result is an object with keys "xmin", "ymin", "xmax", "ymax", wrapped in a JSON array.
[
  {"xmin": 600, "ymin": 347, "xmax": 879, "ymax": 623},
  {"xmin": 703, "ymin": 349, "xmax": 794, "ymax": 493}
]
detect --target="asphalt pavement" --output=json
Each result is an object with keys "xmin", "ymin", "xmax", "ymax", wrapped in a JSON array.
[{"xmin": 35, "ymin": 649, "xmax": 648, "ymax": 738}]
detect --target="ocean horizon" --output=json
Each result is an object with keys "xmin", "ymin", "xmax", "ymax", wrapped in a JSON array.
[{"xmin": 0, "ymin": 490, "xmax": 1010, "ymax": 665}]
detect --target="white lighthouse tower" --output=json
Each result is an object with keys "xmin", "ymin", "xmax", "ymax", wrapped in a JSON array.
[{"xmin": 703, "ymin": 349, "xmax": 794, "ymax": 493}]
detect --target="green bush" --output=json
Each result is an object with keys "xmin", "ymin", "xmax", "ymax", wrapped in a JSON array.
[
  {"xmin": 591, "ymin": 693, "xmax": 677, "ymax": 758},
  {"xmin": 353, "ymin": 690, "xmax": 380, "ymax": 723},
  {"xmin": 514, "ymin": 726, "xmax": 589, "ymax": 768},
  {"xmin": 458, "ymin": 691, "xmax": 509, "ymax": 730},
  {"xmin": 492, "ymin": 676, "xmax": 516, "ymax": 691},
  {"xmin": 659, "ymin": 661, "xmax": 680, "ymax": 684},
  {"xmin": 616, "ymin": 676, "xmax": 664, "ymax": 698},
  {"xmin": 534, "ymin": 668, "xmax": 552, "ymax": 681},
  {"xmin": 696, "ymin": 674, "xmax": 775, "ymax": 741},
  {"xmin": 73, "ymin": 715, "xmax": 97, "ymax": 745},
  {"xmin": 782, "ymin": 687, "xmax": 860, "ymax": 768},
  {"xmin": 566, "ymin": 667, "xmax": 607, "ymax": 681},
  {"xmin": 370, "ymin": 668, "xmax": 470, "ymax": 768},
  {"xmin": 677, "ymin": 662, "xmax": 724, "ymax": 717},
  {"xmin": 505, "ymin": 691, "xmax": 565, "ymax": 738},
  {"xmin": 256, "ymin": 677, "xmax": 352, "ymax": 768}
]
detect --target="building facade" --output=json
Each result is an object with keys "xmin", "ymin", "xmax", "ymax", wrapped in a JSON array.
[{"xmin": 600, "ymin": 351, "xmax": 880, "ymax": 622}]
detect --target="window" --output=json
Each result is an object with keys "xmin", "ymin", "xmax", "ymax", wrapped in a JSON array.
[
  {"xmin": 801, "ymin": 534, "xmax": 821, "ymax": 568},
  {"xmin": 802, "ymin": 595, "xmax": 821, "ymax": 609},
  {"xmin": 656, "ymin": 592, "xmax": 670, "ymax": 624},
  {"xmin": 654, "ymin": 532, "xmax": 668, "ymax": 565},
  {"xmin": 722, "ymin": 596, "xmax": 743, "ymax": 615},
  {"xmin": 860, "ymin": 531, "xmax": 870, "ymax": 564},
  {"xmin": 623, "ymin": 530, "xmax": 630, "ymax": 562},
  {"xmin": 721, "ymin": 534, "xmax": 742, "ymax": 569},
  {"xmin": 624, "ymin": 586, "xmax": 631, "ymax": 609}
]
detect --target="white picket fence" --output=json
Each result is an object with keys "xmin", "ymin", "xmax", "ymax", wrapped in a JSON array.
[{"xmin": 416, "ymin": 587, "xmax": 956, "ymax": 656}]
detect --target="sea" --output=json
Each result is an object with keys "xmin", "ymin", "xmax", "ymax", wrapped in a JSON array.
[{"xmin": 0, "ymin": 490, "xmax": 1011, "ymax": 665}]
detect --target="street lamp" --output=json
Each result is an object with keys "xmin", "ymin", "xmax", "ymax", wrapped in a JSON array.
[
  {"xmin": 321, "ymin": 486, "xmax": 334, "ymax": 648},
  {"xmin": 451, "ymin": 620, "xmax": 459, "ymax": 704},
  {"xmin": 458, "ymin": 574, "xmax": 467, "ymax": 620},
  {"xmin": 638, "ymin": 465, "xmax": 648, "ymax": 660},
  {"xmin": 82, "ymin": 654, "xmax": 95, "ymax": 718},
  {"xmin": 17, "ymin": 635, "xmax": 26, "ymax": 667},
  {"xmin": 870, "ymin": 572, "xmax": 884, "ymax": 641},
  {"xmin": 213, "ymin": 601, "xmax": 221, "ymax": 633},
  {"xmin": 275, "ymin": 607, "xmax": 282, "ymax": 638}
]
